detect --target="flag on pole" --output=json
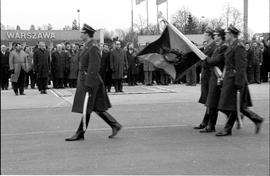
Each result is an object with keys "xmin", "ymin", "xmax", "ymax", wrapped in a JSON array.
[
  {"xmin": 137, "ymin": 23, "xmax": 206, "ymax": 81},
  {"xmin": 136, "ymin": 0, "xmax": 145, "ymax": 5},
  {"xmin": 156, "ymin": 0, "xmax": 167, "ymax": 5}
]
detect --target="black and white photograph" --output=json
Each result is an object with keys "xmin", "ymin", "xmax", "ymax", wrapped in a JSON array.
[{"xmin": 1, "ymin": 0, "xmax": 269, "ymax": 175}]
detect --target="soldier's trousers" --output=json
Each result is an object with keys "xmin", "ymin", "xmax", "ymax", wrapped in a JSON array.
[
  {"xmin": 207, "ymin": 108, "xmax": 218, "ymax": 128},
  {"xmin": 222, "ymin": 108, "xmax": 263, "ymax": 132},
  {"xmin": 76, "ymin": 111, "xmax": 120, "ymax": 132}
]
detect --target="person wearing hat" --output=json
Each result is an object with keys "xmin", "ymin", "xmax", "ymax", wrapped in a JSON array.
[
  {"xmin": 66, "ymin": 24, "xmax": 122, "ymax": 141},
  {"xmin": 199, "ymin": 27, "xmax": 227, "ymax": 133},
  {"xmin": 216, "ymin": 25, "xmax": 264, "ymax": 136},
  {"xmin": 194, "ymin": 28, "xmax": 217, "ymax": 130}
]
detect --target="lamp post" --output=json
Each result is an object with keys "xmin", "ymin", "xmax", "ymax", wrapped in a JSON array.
[{"xmin": 77, "ymin": 9, "xmax": 80, "ymax": 30}]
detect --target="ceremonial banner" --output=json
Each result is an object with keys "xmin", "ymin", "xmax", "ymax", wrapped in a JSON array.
[{"xmin": 137, "ymin": 24, "xmax": 205, "ymax": 81}]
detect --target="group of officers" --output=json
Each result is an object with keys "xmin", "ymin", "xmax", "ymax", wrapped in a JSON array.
[
  {"xmin": 0, "ymin": 23, "xmax": 265, "ymax": 140},
  {"xmin": 193, "ymin": 25, "xmax": 264, "ymax": 136}
]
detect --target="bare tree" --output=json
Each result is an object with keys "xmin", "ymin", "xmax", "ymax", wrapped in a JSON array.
[
  {"xmin": 30, "ymin": 24, "xmax": 36, "ymax": 30},
  {"xmin": 134, "ymin": 15, "xmax": 147, "ymax": 35},
  {"xmin": 72, "ymin": 19, "xmax": 79, "ymax": 30},
  {"xmin": 222, "ymin": 3, "xmax": 242, "ymax": 29},
  {"xmin": 63, "ymin": 25, "xmax": 71, "ymax": 30},
  {"xmin": 16, "ymin": 25, "xmax": 21, "ymax": 30},
  {"xmin": 208, "ymin": 17, "xmax": 224, "ymax": 29},
  {"xmin": 47, "ymin": 23, "xmax": 53, "ymax": 30},
  {"xmin": 113, "ymin": 28, "xmax": 126, "ymax": 41},
  {"xmin": 171, "ymin": 7, "xmax": 191, "ymax": 32}
]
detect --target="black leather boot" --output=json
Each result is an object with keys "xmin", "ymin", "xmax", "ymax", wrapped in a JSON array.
[
  {"xmin": 200, "ymin": 108, "xmax": 218, "ymax": 133},
  {"xmin": 241, "ymin": 108, "xmax": 264, "ymax": 134},
  {"xmin": 216, "ymin": 111, "xmax": 236, "ymax": 137},
  {"xmin": 194, "ymin": 110, "xmax": 209, "ymax": 129},
  {"xmin": 65, "ymin": 114, "xmax": 90, "ymax": 141},
  {"xmin": 65, "ymin": 130, "xmax": 85, "ymax": 141},
  {"xmin": 97, "ymin": 111, "xmax": 122, "ymax": 138}
]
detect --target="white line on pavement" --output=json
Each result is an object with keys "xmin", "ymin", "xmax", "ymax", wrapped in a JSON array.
[{"xmin": 1, "ymin": 121, "xmax": 268, "ymax": 137}]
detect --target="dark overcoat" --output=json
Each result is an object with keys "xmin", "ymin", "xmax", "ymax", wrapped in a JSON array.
[
  {"xmin": 110, "ymin": 48, "xmax": 128, "ymax": 79},
  {"xmin": 33, "ymin": 49, "xmax": 50, "ymax": 79},
  {"xmin": 99, "ymin": 51, "xmax": 110, "ymax": 82},
  {"xmin": 205, "ymin": 42, "xmax": 227, "ymax": 108},
  {"xmin": 126, "ymin": 51, "xmax": 138, "ymax": 74},
  {"xmin": 72, "ymin": 40, "xmax": 111, "ymax": 114},
  {"xmin": 1, "ymin": 51, "xmax": 10, "ymax": 81},
  {"xmin": 51, "ymin": 51, "xmax": 67, "ymax": 79},
  {"xmin": 218, "ymin": 40, "xmax": 252, "ymax": 111},
  {"xmin": 68, "ymin": 51, "xmax": 79, "ymax": 79},
  {"xmin": 198, "ymin": 41, "xmax": 216, "ymax": 104}
]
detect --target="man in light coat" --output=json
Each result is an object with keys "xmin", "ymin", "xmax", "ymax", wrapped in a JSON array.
[{"xmin": 9, "ymin": 43, "xmax": 28, "ymax": 95}]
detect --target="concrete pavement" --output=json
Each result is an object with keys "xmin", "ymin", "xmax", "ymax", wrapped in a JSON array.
[{"xmin": 1, "ymin": 83, "xmax": 269, "ymax": 175}]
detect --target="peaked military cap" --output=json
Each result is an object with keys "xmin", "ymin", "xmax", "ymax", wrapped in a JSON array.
[
  {"xmin": 214, "ymin": 27, "xmax": 225, "ymax": 37},
  {"xmin": 226, "ymin": 24, "xmax": 240, "ymax": 35},
  {"xmin": 81, "ymin": 23, "xmax": 96, "ymax": 36},
  {"xmin": 205, "ymin": 28, "xmax": 215, "ymax": 35}
]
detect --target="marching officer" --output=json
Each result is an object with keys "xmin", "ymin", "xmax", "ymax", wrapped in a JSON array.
[
  {"xmin": 199, "ymin": 28, "xmax": 227, "ymax": 133},
  {"xmin": 216, "ymin": 25, "xmax": 264, "ymax": 136},
  {"xmin": 194, "ymin": 28, "xmax": 216, "ymax": 130},
  {"xmin": 66, "ymin": 24, "xmax": 122, "ymax": 141}
]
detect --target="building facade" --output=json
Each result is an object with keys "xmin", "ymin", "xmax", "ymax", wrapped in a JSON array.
[{"xmin": 0, "ymin": 29, "xmax": 104, "ymax": 48}]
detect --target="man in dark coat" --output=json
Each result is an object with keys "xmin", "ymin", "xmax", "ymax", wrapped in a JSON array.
[
  {"xmin": 64, "ymin": 43, "xmax": 71, "ymax": 88},
  {"xmin": 68, "ymin": 44, "xmax": 79, "ymax": 88},
  {"xmin": 199, "ymin": 28, "xmax": 227, "ymax": 133},
  {"xmin": 33, "ymin": 42, "xmax": 50, "ymax": 94},
  {"xmin": 216, "ymin": 25, "xmax": 264, "ymax": 136},
  {"xmin": 126, "ymin": 43, "xmax": 138, "ymax": 86},
  {"xmin": 245, "ymin": 42, "xmax": 254, "ymax": 83},
  {"xmin": 1, "ymin": 45, "xmax": 10, "ymax": 90},
  {"xmin": 251, "ymin": 42, "xmax": 263, "ymax": 84},
  {"xmin": 100, "ymin": 43, "xmax": 112, "ymax": 92},
  {"xmin": 110, "ymin": 41, "xmax": 128, "ymax": 92},
  {"xmin": 51, "ymin": 44, "xmax": 67, "ymax": 88},
  {"xmin": 194, "ymin": 28, "xmax": 216, "ymax": 130},
  {"xmin": 66, "ymin": 24, "xmax": 122, "ymax": 141}
]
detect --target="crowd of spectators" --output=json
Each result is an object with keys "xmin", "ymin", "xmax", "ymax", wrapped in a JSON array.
[{"xmin": 1, "ymin": 37, "xmax": 269, "ymax": 95}]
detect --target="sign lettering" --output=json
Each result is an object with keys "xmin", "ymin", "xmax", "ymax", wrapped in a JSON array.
[{"xmin": 6, "ymin": 32, "xmax": 56, "ymax": 40}]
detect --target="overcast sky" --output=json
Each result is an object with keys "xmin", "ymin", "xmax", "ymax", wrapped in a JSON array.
[{"xmin": 1, "ymin": 0, "xmax": 269, "ymax": 33}]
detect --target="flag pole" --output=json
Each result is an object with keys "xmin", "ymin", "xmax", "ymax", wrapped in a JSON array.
[
  {"xmin": 157, "ymin": 3, "xmax": 159, "ymax": 33},
  {"xmin": 166, "ymin": 0, "xmax": 169, "ymax": 20},
  {"xmin": 131, "ymin": 0, "xmax": 134, "ymax": 33},
  {"xmin": 146, "ymin": 0, "xmax": 149, "ymax": 30}
]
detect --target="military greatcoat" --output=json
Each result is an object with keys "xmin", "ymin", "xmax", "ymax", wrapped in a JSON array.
[
  {"xmin": 218, "ymin": 40, "xmax": 252, "ymax": 111},
  {"xmin": 198, "ymin": 41, "xmax": 216, "ymax": 104},
  {"xmin": 72, "ymin": 40, "xmax": 111, "ymax": 114},
  {"xmin": 205, "ymin": 42, "xmax": 227, "ymax": 108}
]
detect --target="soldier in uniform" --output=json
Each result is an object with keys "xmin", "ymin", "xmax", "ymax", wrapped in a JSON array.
[
  {"xmin": 216, "ymin": 25, "xmax": 264, "ymax": 136},
  {"xmin": 194, "ymin": 28, "xmax": 216, "ymax": 130},
  {"xmin": 199, "ymin": 28, "xmax": 227, "ymax": 133},
  {"xmin": 66, "ymin": 24, "xmax": 122, "ymax": 141}
]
